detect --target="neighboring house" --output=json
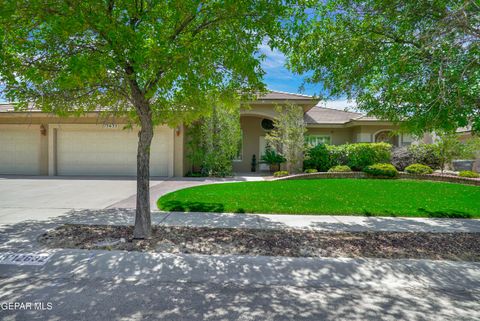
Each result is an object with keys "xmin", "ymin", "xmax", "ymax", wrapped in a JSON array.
[{"xmin": 0, "ymin": 91, "xmax": 411, "ymax": 176}]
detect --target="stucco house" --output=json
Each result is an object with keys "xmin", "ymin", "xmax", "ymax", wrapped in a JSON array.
[{"xmin": 0, "ymin": 91, "xmax": 413, "ymax": 176}]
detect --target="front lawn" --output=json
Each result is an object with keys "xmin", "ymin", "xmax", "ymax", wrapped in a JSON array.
[{"xmin": 157, "ymin": 179, "xmax": 480, "ymax": 218}]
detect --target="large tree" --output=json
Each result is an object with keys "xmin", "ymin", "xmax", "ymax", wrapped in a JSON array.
[
  {"xmin": 0, "ymin": 0, "xmax": 287, "ymax": 238},
  {"xmin": 284, "ymin": 0, "xmax": 480, "ymax": 134}
]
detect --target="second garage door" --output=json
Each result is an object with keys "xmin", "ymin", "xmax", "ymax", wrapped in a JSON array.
[{"xmin": 56, "ymin": 125, "xmax": 173, "ymax": 176}]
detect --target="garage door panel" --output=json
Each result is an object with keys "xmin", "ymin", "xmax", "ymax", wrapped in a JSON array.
[
  {"xmin": 56, "ymin": 126, "xmax": 172, "ymax": 176},
  {"xmin": 0, "ymin": 127, "xmax": 41, "ymax": 175}
]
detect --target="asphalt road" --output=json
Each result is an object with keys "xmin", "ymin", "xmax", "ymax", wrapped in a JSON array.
[{"xmin": 1, "ymin": 250, "xmax": 479, "ymax": 321}]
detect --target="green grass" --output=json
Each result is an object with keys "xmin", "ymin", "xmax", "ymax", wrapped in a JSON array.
[{"xmin": 157, "ymin": 179, "xmax": 480, "ymax": 218}]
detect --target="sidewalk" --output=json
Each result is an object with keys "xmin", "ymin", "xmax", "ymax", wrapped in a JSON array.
[{"xmin": 66, "ymin": 209, "xmax": 480, "ymax": 233}]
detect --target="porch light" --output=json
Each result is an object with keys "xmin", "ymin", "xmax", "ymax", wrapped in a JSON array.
[{"xmin": 40, "ymin": 124, "xmax": 47, "ymax": 136}]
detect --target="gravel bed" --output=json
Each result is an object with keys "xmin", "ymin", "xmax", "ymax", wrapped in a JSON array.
[{"xmin": 38, "ymin": 224, "xmax": 480, "ymax": 261}]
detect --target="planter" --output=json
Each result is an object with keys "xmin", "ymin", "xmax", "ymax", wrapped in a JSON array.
[
  {"xmin": 269, "ymin": 164, "xmax": 280, "ymax": 173},
  {"xmin": 452, "ymin": 160, "xmax": 475, "ymax": 171}
]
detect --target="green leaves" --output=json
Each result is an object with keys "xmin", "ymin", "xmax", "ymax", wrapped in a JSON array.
[
  {"xmin": 284, "ymin": 0, "xmax": 480, "ymax": 134},
  {"xmin": 0, "ymin": 0, "xmax": 288, "ymax": 123}
]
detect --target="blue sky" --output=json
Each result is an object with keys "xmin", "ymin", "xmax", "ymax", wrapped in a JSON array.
[
  {"xmin": 259, "ymin": 44, "xmax": 357, "ymax": 111},
  {"xmin": 258, "ymin": 42, "xmax": 323, "ymax": 96}
]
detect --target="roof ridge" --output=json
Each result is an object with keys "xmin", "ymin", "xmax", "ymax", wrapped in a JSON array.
[{"xmin": 267, "ymin": 89, "xmax": 313, "ymax": 98}]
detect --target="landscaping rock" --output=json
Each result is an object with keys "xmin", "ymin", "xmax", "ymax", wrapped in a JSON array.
[{"xmin": 38, "ymin": 224, "xmax": 480, "ymax": 262}]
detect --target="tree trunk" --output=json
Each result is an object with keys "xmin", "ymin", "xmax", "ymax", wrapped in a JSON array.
[
  {"xmin": 126, "ymin": 66, "xmax": 154, "ymax": 239},
  {"xmin": 133, "ymin": 119, "xmax": 154, "ymax": 239},
  {"xmin": 131, "ymin": 95, "xmax": 154, "ymax": 239}
]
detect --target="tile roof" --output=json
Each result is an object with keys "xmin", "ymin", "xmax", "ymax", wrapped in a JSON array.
[{"xmin": 304, "ymin": 105, "xmax": 364, "ymax": 124}]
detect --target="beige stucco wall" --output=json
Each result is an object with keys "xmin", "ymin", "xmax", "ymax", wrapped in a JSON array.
[
  {"xmin": 306, "ymin": 128, "xmax": 354, "ymax": 145},
  {"xmin": 233, "ymin": 116, "xmax": 269, "ymax": 173}
]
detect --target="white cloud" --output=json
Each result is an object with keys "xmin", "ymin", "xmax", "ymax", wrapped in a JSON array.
[
  {"xmin": 258, "ymin": 42, "xmax": 286, "ymax": 69},
  {"xmin": 317, "ymin": 99, "xmax": 359, "ymax": 112}
]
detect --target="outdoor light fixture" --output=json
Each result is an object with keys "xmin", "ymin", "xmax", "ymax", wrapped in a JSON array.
[
  {"xmin": 175, "ymin": 126, "xmax": 181, "ymax": 136},
  {"xmin": 40, "ymin": 124, "xmax": 47, "ymax": 136}
]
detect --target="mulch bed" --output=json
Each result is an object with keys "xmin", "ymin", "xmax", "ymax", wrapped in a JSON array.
[{"xmin": 38, "ymin": 224, "xmax": 480, "ymax": 261}]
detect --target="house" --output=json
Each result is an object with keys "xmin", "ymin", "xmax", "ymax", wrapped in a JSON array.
[{"xmin": 0, "ymin": 91, "xmax": 411, "ymax": 176}]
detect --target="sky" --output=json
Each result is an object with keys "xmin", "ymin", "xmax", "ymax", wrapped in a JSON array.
[{"xmin": 259, "ymin": 43, "xmax": 357, "ymax": 111}]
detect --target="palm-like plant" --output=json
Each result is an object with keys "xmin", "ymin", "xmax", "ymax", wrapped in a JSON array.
[{"xmin": 261, "ymin": 148, "xmax": 286, "ymax": 172}]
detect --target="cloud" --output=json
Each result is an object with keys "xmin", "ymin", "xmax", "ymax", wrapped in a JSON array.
[{"xmin": 317, "ymin": 99, "xmax": 359, "ymax": 111}]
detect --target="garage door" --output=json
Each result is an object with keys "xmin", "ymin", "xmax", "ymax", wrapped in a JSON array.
[
  {"xmin": 0, "ymin": 126, "xmax": 41, "ymax": 175},
  {"xmin": 56, "ymin": 125, "xmax": 173, "ymax": 176}
]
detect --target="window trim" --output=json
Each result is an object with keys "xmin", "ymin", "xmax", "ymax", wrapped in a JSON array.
[{"xmin": 305, "ymin": 134, "xmax": 332, "ymax": 147}]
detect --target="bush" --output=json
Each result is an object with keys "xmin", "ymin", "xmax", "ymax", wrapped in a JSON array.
[
  {"xmin": 327, "ymin": 145, "xmax": 348, "ymax": 167},
  {"xmin": 304, "ymin": 168, "xmax": 318, "ymax": 173},
  {"xmin": 303, "ymin": 144, "xmax": 331, "ymax": 172},
  {"xmin": 459, "ymin": 170, "xmax": 480, "ymax": 178},
  {"xmin": 273, "ymin": 171, "xmax": 289, "ymax": 177},
  {"xmin": 391, "ymin": 147, "xmax": 414, "ymax": 171},
  {"xmin": 408, "ymin": 144, "xmax": 442, "ymax": 169},
  {"xmin": 328, "ymin": 165, "xmax": 352, "ymax": 172},
  {"xmin": 304, "ymin": 142, "xmax": 392, "ymax": 172},
  {"xmin": 345, "ymin": 143, "xmax": 392, "ymax": 170},
  {"xmin": 405, "ymin": 163, "xmax": 434, "ymax": 175},
  {"xmin": 363, "ymin": 163, "xmax": 398, "ymax": 178}
]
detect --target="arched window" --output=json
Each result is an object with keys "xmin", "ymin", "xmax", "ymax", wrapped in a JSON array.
[{"xmin": 374, "ymin": 130, "xmax": 399, "ymax": 147}]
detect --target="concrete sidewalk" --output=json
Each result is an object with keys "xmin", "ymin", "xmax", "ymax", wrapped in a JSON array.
[{"xmin": 66, "ymin": 209, "xmax": 480, "ymax": 233}]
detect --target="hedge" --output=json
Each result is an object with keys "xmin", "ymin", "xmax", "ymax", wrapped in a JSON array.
[{"xmin": 304, "ymin": 142, "xmax": 392, "ymax": 172}]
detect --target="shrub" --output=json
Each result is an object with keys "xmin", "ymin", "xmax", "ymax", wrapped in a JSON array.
[
  {"xmin": 273, "ymin": 171, "xmax": 289, "ymax": 177},
  {"xmin": 303, "ymin": 144, "xmax": 331, "ymax": 172},
  {"xmin": 391, "ymin": 147, "xmax": 414, "ymax": 171},
  {"xmin": 408, "ymin": 143, "xmax": 442, "ymax": 170},
  {"xmin": 459, "ymin": 170, "xmax": 480, "ymax": 178},
  {"xmin": 363, "ymin": 163, "xmax": 398, "ymax": 178},
  {"xmin": 405, "ymin": 163, "xmax": 433, "ymax": 175},
  {"xmin": 327, "ymin": 144, "xmax": 348, "ymax": 167},
  {"xmin": 328, "ymin": 165, "xmax": 352, "ymax": 172},
  {"xmin": 304, "ymin": 168, "xmax": 318, "ymax": 173},
  {"xmin": 345, "ymin": 143, "xmax": 392, "ymax": 170}
]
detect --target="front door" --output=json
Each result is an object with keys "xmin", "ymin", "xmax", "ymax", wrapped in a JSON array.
[{"xmin": 259, "ymin": 136, "xmax": 269, "ymax": 171}]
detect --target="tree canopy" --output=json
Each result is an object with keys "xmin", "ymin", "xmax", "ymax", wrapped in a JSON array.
[
  {"xmin": 0, "ymin": 0, "xmax": 286, "ymax": 123},
  {"xmin": 0, "ymin": 0, "xmax": 290, "ymax": 238},
  {"xmin": 284, "ymin": 0, "xmax": 480, "ymax": 134}
]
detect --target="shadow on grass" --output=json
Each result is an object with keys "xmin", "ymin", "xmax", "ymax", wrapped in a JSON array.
[
  {"xmin": 159, "ymin": 200, "xmax": 225, "ymax": 213},
  {"xmin": 418, "ymin": 208, "xmax": 472, "ymax": 219}
]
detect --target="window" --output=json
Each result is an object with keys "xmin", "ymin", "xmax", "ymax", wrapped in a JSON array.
[
  {"xmin": 233, "ymin": 130, "xmax": 243, "ymax": 161},
  {"xmin": 305, "ymin": 135, "xmax": 331, "ymax": 147}
]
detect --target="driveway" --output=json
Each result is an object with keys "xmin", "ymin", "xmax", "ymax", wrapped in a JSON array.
[
  {"xmin": 0, "ymin": 176, "xmax": 165, "ymax": 225},
  {"xmin": 0, "ymin": 175, "xmax": 261, "ymax": 225}
]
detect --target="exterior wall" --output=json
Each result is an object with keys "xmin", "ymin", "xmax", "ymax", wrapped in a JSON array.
[
  {"xmin": 233, "ymin": 116, "xmax": 269, "ymax": 173},
  {"xmin": 0, "ymin": 113, "xmax": 180, "ymax": 176},
  {"xmin": 306, "ymin": 128, "xmax": 354, "ymax": 145}
]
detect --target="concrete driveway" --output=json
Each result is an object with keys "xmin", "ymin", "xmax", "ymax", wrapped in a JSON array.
[
  {"xmin": 0, "ymin": 175, "xmax": 259, "ymax": 225},
  {"xmin": 0, "ymin": 176, "xmax": 166, "ymax": 224}
]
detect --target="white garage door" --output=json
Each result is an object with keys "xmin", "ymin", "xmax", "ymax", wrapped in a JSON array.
[
  {"xmin": 56, "ymin": 126, "xmax": 173, "ymax": 176},
  {"xmin": 0, "ymin": 126, "xmax": 41, "ymax": 175}
]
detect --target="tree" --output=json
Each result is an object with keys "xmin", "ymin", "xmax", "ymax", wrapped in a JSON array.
[
  {"xmin": 0, "ymin": 0, "xmax": 287, "ymax": 238},
  {"xmin": 187, "ymin": 101, "xmax": 241, "ymax": 177},
  {"xmin": 283, "ymin": 0, "xmax": 480, "ymax": 135},
  {"xmin": 435, "ymin": 132, "xmax": 464, "ymax": 172},
  {"xmin": 266, "ymin": 104, "xmax": 306, "ymax": 173}
]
